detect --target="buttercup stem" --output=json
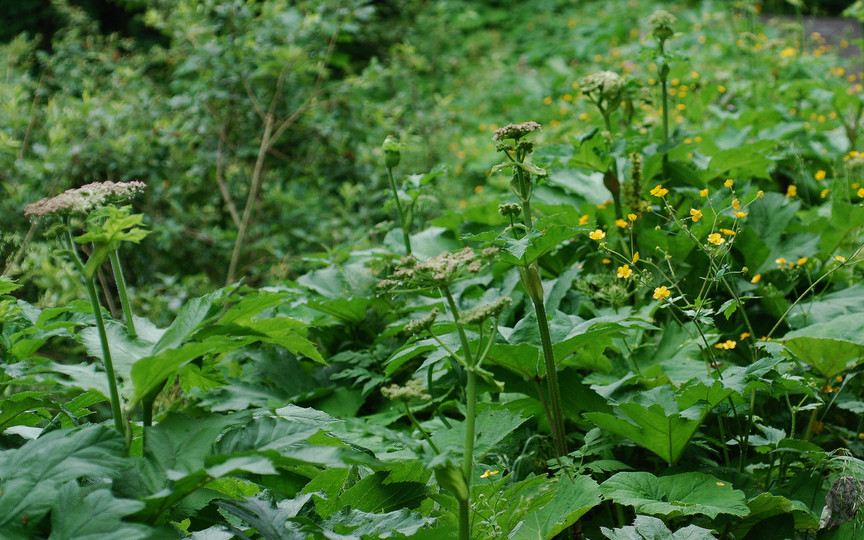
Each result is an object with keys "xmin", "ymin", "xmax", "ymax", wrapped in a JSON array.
[{"xmin": 109, "ymin": 250, "xmax": 136, "ymax": 338}]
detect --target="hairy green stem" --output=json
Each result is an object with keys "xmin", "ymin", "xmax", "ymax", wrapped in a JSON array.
[
  {"xmin": 458, "ymin": 498, "xmax": 470, "ymax": 540},
  {"xmin": 529, "ymin": 282, "xmax": 568, "ymax": 457},
  {"xmin": 109, "ymin": 250, "xmax": 136, "ymax": 338},
  {"xmin": 442, "ymin": 286, "xmax": 475, "ymax": 540},
  {"xmin": 512, "ymin": 166, "xmax": 567, "ymax": 456},
  {"xmin": 387, "ymin": 166, "xmax": 412, "ymax": 255},
  {"xmin": 66, "ymin": 224, "xmax": 124, "ymax": 433}
]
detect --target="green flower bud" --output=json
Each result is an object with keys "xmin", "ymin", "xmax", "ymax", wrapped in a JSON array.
[
  {"xmin": 498, "ymin": 203, "xmax": 522, "ymax": 217},
  {"xmin": 648, "ymin": 9, "xmax": 676, "ymax": 43},
  {"xmin": 458, "ymin": 297, "xmax": 512, "ymax": 326},
  {"xmin": 383, "ymin": 135, "xmax": 401, "ymax": 168}
]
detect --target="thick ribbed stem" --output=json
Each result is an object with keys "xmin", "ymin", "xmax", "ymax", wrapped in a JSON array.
[{"xmin": 443, "ymin": 286, "xmax": 475, "ymax": 540}]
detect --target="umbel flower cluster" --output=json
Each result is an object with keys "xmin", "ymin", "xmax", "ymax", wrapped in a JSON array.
[
  {"xmin": 377, "ymin": 246, "xmax": 497, "ymax": 290},
  {"xmin": 492, "ymin": 121, "xmax": 542, "ymax": 142},
  {"xmin": 381, "ymin": 378, "xmax": 432, "ymax": 402},
  {"xmin": 579, "ymin": 71, "xmax": 624, "ymax": 100},
  {"xmin": 24, "ymin": 181, "xmax": 147, "ymax": 218}
]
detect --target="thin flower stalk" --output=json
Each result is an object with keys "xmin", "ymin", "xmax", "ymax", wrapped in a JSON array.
[{"xmin": 108, "ymin": 250, "xmax": 136, "ymax": 338}]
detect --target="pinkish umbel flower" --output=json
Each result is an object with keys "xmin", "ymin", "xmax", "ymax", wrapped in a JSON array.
[
  {"xmin": 382, "ymin": 246, "xmax": 484, "ymax": 290},
  {"xmin": 24, "ymin": 181, "xmax": 147, "ymax": 218},
  {"xmin": 492, "ymin": 121, "xmax": 542, "ymax": 142}
]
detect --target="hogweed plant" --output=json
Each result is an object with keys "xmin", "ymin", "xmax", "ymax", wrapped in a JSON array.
[
  {"xmin": 24, "ymin": 181, "xmax": 148, "ymax": 438},
  {"xmin": 491, "ymin": 122, "xmax": 568, "ymax": 459},
  {"xmin": 379, "ymin": 247, "xmax": 509, "ymax": 540},
  {"xmin": 579, "ymin": 70, "xmax": 625, "ymax": 217}
]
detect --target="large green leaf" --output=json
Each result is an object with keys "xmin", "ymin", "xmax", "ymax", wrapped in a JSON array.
[
  {"xmin": 126, "ymin": 409, "xmax": 366, "ymax": 523},
  {"xmin": 781, "ymin": 312, "xmax": 864, "ymax": 379},
  {"xmin": 585, "ymin": 382, "xmax": 730, "ymax": 465},
  {"xmin": 601, "ymin": 515, "xmax": 717, "ymax": 539},
  {"xmin": 0, "ymin": 425, "xmax": 127, "ymax": 530},
  {"xmin": 217, "ymin": 492, "xmax": 317, "ymax": 540},
  {"xmin": 554, "ymin": 315, "xmax": 655, "ymax": 364},
  {"xmin": 49, "ymin": 484, "xmax": 152, "ymax": 540},
  {"xmin": 600, "ymin": 471, "xmax": 749, "ymax": 519},
  {"xmin": 730, "ymin": 493, "xmax": 818, "ymax": 538},
  {"xmin": 311, "ymin": 471, "xmax": 429, "ymax": 519},
  {"xmin": 510, "ymin": 475, "xmax": 602, "ymax": 539},
  {"xmin": 787, "ymin": 284, "xmax": 864, "ymax": 328},
  {"xmin": 0, "ymin": 391, "xmax": 55, "ymax": 431},
  {"xmin": 496, "ymin": 223, "xmax": 582, "ymax": 266},
  {"xmin": 430, "ymin": 404, "xmax": 528, "ymax": 466},
  {"xmin": 218, "ymin": 494, "xmax": 435, "ymax": 539},
  {"xmin": 320, "ymin": 507, "xmax": 434, "ymax": 538}
]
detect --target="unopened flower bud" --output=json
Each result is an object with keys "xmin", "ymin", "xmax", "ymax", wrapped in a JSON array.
[
  {"xmin": 649, "ymin": 10, "xmax": 676, "ymax": 43},
  {"xmin": 458, "ymin": 297, "xmax": 512, "ymax": 325},
  {"xmin": 498, "ymin": 203, "xmax": 522, "ymax": 217},
  {"xmin": 401, "ymin": 308, "xmax": 439, "ymax": 338},
  {"xmin": 383, "ymin": 135, "xmax": 401, "ymax": 168}
]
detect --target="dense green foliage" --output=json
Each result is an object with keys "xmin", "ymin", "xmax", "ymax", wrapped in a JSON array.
[{"xmin": 5, "ymin": 0, "xmax": 864, "ymax": 538}]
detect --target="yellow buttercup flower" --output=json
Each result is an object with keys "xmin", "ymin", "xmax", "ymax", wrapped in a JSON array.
[
  {"xmin": 734, "ymin": 211, "xmax": 748, "ymax": 218},
  {"xmin": 750, "ymin": 274, "xmax": 761, "ymax": 284},
  {"xmin": 699, "ymin": 188, "xmax": 709, "ymax": 197},
  {"xmin": 690, "ymin": 208, "xmax": 703, "ymax": 222},
  {"xmin": 708, "ymin": 233, "xmax": 725, "ymax": 245},
  {"xmin": 720, "ymin": 228, "xmax": 736, "ymax": 236},
  {"xmin": 821, "ymin": 188, "xmax": 830, "ymax": 198},
  {"xmin": 740, "ymin": 332, "xmax": 751, "ymax": 340},
  {"xmin": 650, "ymin": 184, "xmax": 669, "ymax": 197},
  {"xmin": 756, "ymin": 190, "xmax": 764, "ymax": 198},
  {"xmin": 834, "ymin": 255, "xmax": 847, "ymax": 262},
  {"xmin": 797, "ymin": 257, "xmax": 808, "ymax": 265},
  {"xmin": 617, "ymin": 264, "xmax": 633, "ymax": 279},
  {"xmin": 724, "ymin": 178, "xmax": 734, "ymax": 188},
  {"xmin": 480, "ymin": 470, "xmax": 500, "ymax": 479},
  {"xmin": 653, "ymin": 286, "xmax": 671, "ymax": 300},
  {"xmin": 815, "ymin": 170, "xmax": 826, "ymax": 181},
  {"xmin": 589, "ymin": 229, "xmax": 606, "ymax": 240},
  {"xmin": 579, "ymin": 214, "xmax": 590, "ymax": 225},
  {"xmin": 627, "ymin": 213, "xmax": 637, "ymax": 221},
  {"xmin": 714, "ymin": 340, "xmax": 737, "ymax": 350},
  {"xmin": 732, "ymin": 198, "xmax": 741, "ymax": 210},
  {"xmin": 632, "ymin": 251, "xmax": 640, "ymax": 264},
  {"xmin": 616, "ymin": 218, "xmax": 628, "ymax": 228},
  {"xmin": 786, "ymin": 185, "xmax": 797, "ymax": 198},
  {"xmin": 858, "ymin": 188, "xmax": 864, "ymax": 198},
  {"xmin": 775, "ymin": 257, "xmax": 787, "ymax": 266}
]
